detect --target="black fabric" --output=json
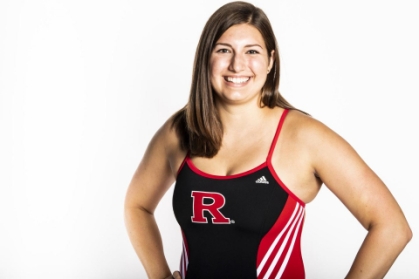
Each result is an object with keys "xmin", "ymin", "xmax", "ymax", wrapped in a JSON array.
[{"xmin": 173, "ymin": 163, "xmax": 289, "ymax": 279}]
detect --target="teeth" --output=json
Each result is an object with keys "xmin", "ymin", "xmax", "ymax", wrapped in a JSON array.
[{"xmin": 226, "ymin": 77, "xmax": 250, "ymax": 84}]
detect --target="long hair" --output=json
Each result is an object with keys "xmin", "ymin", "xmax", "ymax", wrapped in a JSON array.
[{"xmin": 173, "ymin": 1, "xmax": 298, "ymax": 158}]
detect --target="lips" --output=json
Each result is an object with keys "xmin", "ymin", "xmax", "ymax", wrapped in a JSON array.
[{"xmin": 224, "ymin": 76, "xmax": 251, "ymax": 84}]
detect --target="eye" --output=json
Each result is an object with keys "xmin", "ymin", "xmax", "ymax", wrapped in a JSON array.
[
  {"xmin": 247, "ymin": 49, "xmax": 259, "ymax": 54},
  {"xmin": 216, "ymin": 48, "xmax": 230, "ymax": 53}
]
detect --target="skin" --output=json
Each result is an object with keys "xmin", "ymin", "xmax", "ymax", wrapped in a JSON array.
[
  {"xmin": 124, "ymin": 24, "xmax": 412, "ymax": 279},
  {"xmin": 210, "ymin": 24, "xmax": 274, "ymax": 106}
]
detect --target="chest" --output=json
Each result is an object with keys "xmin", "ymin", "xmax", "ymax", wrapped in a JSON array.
[
  {"xmin": 190, "ymin": 134, "xmax": 272, "ymax": 177},
  {"xmin": 173, "ymin": 162, "xmax": 288, "ymax": 234}
]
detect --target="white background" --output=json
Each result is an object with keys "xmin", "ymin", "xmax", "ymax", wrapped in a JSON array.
[{"xmin": 0, "ymin": 0, "xmax": 418, "ymax": 278}]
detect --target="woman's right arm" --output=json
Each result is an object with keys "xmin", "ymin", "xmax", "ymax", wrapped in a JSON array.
[{"xmin": 124, "ymin": 120, "xmax": 183, "ymax": 279}]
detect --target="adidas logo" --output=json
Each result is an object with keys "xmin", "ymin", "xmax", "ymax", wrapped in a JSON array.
[{"xmin": 255, "ymin": 176, "xmax": 269, "ymax": 184}]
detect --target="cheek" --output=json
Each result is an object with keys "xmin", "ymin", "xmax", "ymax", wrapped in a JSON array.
[
  {"xmin": 209, "ymin": 59, "xmax": 216, "ymax": 78},
  {"xmin": 209, "ymin": 61, "xmax": 221, "ymax": 89},
  {"xmin": 210, "ymin": 60, "xmax": 227, "ymax": 85},
  {"xmin": 249, "ymin": 58, "xmax": 268, "ymax": 74},
  {"xmin": 210, "ymin": 57, "xmax": 231, "ymax": 74}
]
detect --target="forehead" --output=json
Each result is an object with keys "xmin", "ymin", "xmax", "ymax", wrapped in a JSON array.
[{"xmin": 216, "ymin": 24, "xmax": 265, "ymax": 46}]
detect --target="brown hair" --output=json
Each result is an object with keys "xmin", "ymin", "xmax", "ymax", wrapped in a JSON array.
[{"xmin": 173, "ymin": 1, "xmax": 299, "ymax": 158}]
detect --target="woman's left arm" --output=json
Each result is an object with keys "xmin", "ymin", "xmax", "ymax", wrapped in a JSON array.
[{"xmin": 309, "ymin": 120, "xmax": 412, "ymax": 279}]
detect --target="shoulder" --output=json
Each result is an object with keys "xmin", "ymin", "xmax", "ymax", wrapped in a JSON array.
[
  {"xmin": 284, "ymin": 109, "xmax": 354, "ymax": 168},
  {"xmin": 286, "ymin": 109, "xmax": 366, "ymax": 180},
  {"xmin": 284, "ymin": 109, "xmax": 335, "ymax": 142},
  {"xmin": 151, "ymin": 113, "xmax": 185, "ymax": 158},
  {"xmin": 149, "ymin": 113, "xmax": 187, "ymax": 175}
]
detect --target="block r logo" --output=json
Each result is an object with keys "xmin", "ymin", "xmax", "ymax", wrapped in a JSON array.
[{"xmin": 191, "ymin": 191, "xmax": 231, "ymax": 224}]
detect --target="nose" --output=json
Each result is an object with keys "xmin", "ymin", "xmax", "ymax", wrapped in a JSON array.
[{"xmin": 228, "ymin": 53, "xmax": 246, "ymax": 72}]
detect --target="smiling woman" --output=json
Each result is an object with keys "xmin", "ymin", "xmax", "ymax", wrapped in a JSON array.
[
  {"xmin": 124, "ymin": 1, "xmax": 412, "ymax": 279},
  {"xmin": 210, "ymin": 24, "xmax": 274, "ymax": 105}
]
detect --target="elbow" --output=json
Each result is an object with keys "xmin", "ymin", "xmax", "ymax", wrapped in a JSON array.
[
  {"xmin": 399, "ymin": 225, "xmax": 413, "ymax": 253},
  {"xmin": 404, "ymin": 224, "xmax": 413, "ymax": 244},
  {"xmin": 371, "ymin": 218, "xmax": 413, "ymax": 249},
  {"xmin": 399, "ymin": 216, "xmax": 413, "ymax": 244},
  {"xmin": 393, "ymin": 220, "xmax": 413, "ymax": 249}
]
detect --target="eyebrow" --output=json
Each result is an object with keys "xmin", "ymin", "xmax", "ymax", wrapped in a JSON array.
[{"xmin": 214, "ymin": 43, "xmax": 264, "ymax": 49}]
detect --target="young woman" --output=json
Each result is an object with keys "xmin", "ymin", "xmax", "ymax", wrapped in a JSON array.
[{"xmin": 124, "ymin": 2, "xmax": 412, "ymax": 278}]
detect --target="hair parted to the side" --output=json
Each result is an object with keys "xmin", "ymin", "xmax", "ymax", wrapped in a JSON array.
[{"xmin": 173, "ymin": 1, "xmax": 301, "ymax": 158}]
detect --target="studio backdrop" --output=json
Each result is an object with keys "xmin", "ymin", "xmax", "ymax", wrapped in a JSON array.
[{"xmin": 0, "ymin": 0, "xmax": 417, "ymax": 278}]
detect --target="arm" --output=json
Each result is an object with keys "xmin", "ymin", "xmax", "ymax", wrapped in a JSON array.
[
  {"xmin": 309, "ymin": 120, "xmax": 412, "ymax": 278},
  {"xmin": 124, "ymin": 120, "xmax": 183, "ymax": 279}
]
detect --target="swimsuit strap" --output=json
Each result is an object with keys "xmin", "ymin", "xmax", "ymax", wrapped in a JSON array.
[{"xmin": 267, "ymin": 109, "xmax": 289, "ymax": 163}]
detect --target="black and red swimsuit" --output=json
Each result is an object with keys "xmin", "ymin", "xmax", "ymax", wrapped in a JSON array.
[{"xmin": 173, "ymin": 109, "xmax": 305, "ymax": 279}]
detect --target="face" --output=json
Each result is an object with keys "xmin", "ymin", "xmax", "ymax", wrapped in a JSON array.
[{"xmin": 210, "ymin": 24, "xmax": 274, "ymax": 105}]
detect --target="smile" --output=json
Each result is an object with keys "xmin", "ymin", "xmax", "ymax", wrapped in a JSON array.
[{"xmin": 225, "ymin": 77, "xmax": 250, "ymax": 84}]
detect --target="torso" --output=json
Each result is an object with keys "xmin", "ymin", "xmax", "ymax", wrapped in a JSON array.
[{"xmin": 170, "ymin": 108, "xmax": 319, "ymax": 278}]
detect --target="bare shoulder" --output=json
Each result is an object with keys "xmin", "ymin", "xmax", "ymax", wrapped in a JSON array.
[
  {"xmin": 153, "ymin": 116, "xmax": 180, "ymax": 151},
  {"xmin": 271, "ymin": 109, "xmax": 341, "ymax": 203},
  {"xmin": 283, "ymin": 109, "xmax": 360, "ymax": 180},
  {"xmin": 154, "ymin": 114, "xmax": 187, "ymax": 175},
  {"xmin": 285, "ymin": 109, "xmax": 348, "ymax": 150}
]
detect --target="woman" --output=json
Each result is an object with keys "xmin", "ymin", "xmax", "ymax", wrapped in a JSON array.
[{"xmin": 124, "ymin": 1, "xmax": 412, "ymax": 278}]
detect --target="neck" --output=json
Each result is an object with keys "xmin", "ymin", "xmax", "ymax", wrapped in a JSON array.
[{"xmin": 216, "ymin": 98, "xmax": 269, "ymax": 132}]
